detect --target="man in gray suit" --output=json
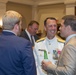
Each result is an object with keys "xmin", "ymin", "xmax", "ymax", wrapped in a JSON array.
[{"xmin": 41, "ymin": 15, "xmax": 76, "ymax": 75}]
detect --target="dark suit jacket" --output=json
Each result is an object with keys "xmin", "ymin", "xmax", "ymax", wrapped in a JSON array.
[
  {"xmin": 46, "ymin": 36, "xmax": 76, "ymax": 75},
  {"xmin": 20, "ymin": 30, "xmax": 39, "ymax": 41},
  {"xmin": 0, "ymin": 31, "xmax": 36, "ymax": 75}
]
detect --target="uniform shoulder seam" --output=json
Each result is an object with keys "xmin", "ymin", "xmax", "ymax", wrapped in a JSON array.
[
  {"xmin": 56, "ymin": 35, "xmax": 65, "ymax": 43},
  {"xmin": 36, "ymin": 37, "xmax": 45, "ymax": 43},
  {"xmin": 57, "ymin": 38, "xmax": 65, "ymax": 43}
]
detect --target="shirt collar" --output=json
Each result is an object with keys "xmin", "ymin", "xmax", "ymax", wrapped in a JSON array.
[
  {"xmin": 3, "ymin": 30, "xmax": 16, "ymax": 35},
  {"xmin": 46, "ymin": 36, "xmax": 57, "ymax": 42},
  {"xmin": 65, "ymin": 34, "xmax": 76, "ymax": 44},
  {"xmin": 25, "ymin": 29, "xmax": 34, "ymax": 41},
  {"xmin": 25, "ymin": 28, "xmax": 30, "ymax": 36}
]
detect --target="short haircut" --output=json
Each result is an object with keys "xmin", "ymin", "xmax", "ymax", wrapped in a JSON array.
[
  {"xmin": 44, "ymin": 17, "xmax": 57, "ymax": 26},
  {"xmin": 2, "ymin": 10, "xmax": 22, "ymax": 30},
  {"xmin": 62, "ymin": 15, "xmax": 76, "ymax": 31},
  {"xmin": 28, "ymin": 20, "xmax": 39, "ymax": 27}
]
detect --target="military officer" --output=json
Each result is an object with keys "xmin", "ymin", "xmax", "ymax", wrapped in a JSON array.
[{"xmin": 33, "ymin": 17, "xmax": 65, "ymax": 75}]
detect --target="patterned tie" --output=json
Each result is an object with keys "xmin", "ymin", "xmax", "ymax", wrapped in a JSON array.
[{"xmin": 31, "ymin": 35, "xmax": 34, "ymax": 46}]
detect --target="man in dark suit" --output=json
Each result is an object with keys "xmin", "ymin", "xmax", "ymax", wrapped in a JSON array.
[
  {"xmin": 20, "ymin": 20, "xmax": 39, "ymax": 46},
  {"xmin": 42, "ymin": 15, "xmax": 76, "ymax": 75},
  {"xmin": 0, "ymin": 10, "xmax": 36, "ymax": 75}
]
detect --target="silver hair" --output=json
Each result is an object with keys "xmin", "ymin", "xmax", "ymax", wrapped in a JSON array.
[{"xmin": 2, "ymin": 10, "xmax": 22, "ymax": 30}]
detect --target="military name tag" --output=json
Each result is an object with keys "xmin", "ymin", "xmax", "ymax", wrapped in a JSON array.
[{"xmin": 38, "ymin": 49, "xmax": 45, "ymax": 51}]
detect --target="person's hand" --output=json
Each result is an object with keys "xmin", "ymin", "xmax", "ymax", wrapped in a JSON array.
[{"xmin": 41, "ymin": 60, "xmax": 52, "ymax": 71}]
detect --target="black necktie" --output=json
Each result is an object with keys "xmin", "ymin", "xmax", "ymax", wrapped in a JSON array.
[{"xmin": 31, "ymin": 35, "xmax": 34, "ymax": 46}]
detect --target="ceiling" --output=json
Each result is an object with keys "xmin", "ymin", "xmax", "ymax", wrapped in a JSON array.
[
  {"xmin": 1, "ymin": 0, "xmax": 76, "ymax": 6},
  {"xmin": 8, "ymin": 0, "xmax": 64, "ymax": 5}
]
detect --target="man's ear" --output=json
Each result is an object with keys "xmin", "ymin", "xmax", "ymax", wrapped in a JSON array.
[
  {"xmin": 66, "ymin": 25, "xmax": 72, "ymax": 34},
  {"xmin": 14, "ymin": 24, "xmax": 19, "ymax": 30},
  {"xmin": 67, "ymin": 25, "xmax": 71, "ymax": 31},
  {"xmin": 12, "ymin": 24, "xmax": 19, "ymax": 35}
]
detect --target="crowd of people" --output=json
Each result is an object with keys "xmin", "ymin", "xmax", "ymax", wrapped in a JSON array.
[{"xmin": 0, "ymin": 10, "xmax": 76, "ymax": 75}]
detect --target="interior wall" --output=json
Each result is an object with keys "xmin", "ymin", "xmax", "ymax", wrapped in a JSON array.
[
  {"xmin": 37, "ymin": 3, "xmax": 66, "ymax": 33},
  {"xmin": 6, "ymin": 2, "xmax": 66, "ymax": 32},
  {"xmin": 6, "ymin": 2, "xmax": 32, "ymax": 29}
]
